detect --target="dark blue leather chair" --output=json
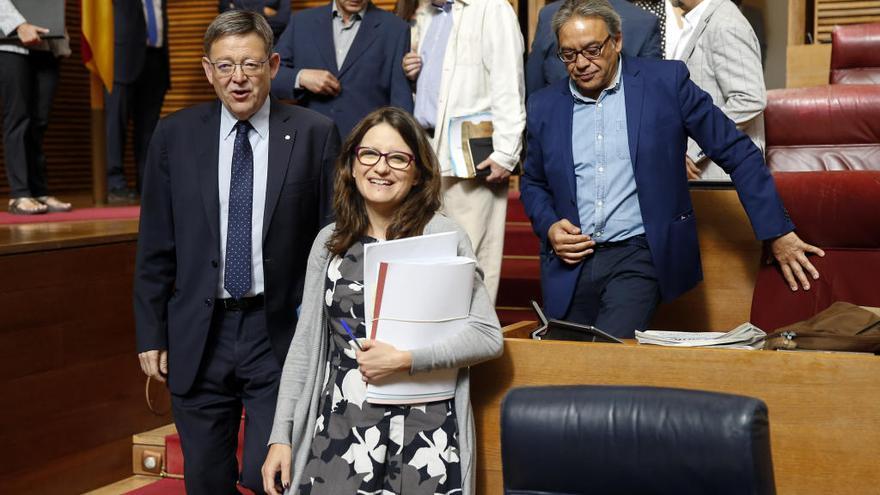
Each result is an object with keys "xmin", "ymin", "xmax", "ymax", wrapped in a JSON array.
[{"xmin": 500, "ymin": 386, "xmax": 776, "ymax": 495}]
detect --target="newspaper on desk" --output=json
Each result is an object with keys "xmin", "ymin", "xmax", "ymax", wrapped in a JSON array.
[{"xmin": 635, "ymin": 323, "xmax": 767, "ymax": 350}]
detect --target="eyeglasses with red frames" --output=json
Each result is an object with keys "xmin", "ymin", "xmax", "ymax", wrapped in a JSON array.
[{"xmin": 354, "ymin": 146, "xmax": 415, "ymax": 170}]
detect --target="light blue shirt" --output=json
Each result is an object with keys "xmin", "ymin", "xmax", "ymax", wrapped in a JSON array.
[
  {"xmin": 570, "ymin": 58, "xmax": 644, "ymax": 243},
  {"xmin": 413, "ymin": 0, "xmax": 454, "ymax": 129},
  {"xmin": 217, "ymin": 97, "xmax": 270, "ymax": 298}
]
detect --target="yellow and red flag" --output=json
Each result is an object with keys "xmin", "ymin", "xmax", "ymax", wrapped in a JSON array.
[{"xmin": 81, "ymin": 0, "xmax": 114, "ymax": 95}]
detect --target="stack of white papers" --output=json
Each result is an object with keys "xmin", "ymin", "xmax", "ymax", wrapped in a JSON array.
[
  {"xmin": 362, "ymin": 232, "xmax": 476, "ymax": 405},
  {"xmin": 363, "ymin": 231, "xmax": 458, "ymax": 331},
  {"xmin": 366, "ymin": 257, "xmax": 475, "ymax": 404},
  {"xmin": 635, "ymin": 323, "xmax": 767, "ymax": 350}
]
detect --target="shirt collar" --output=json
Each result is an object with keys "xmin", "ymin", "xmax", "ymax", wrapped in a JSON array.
[
  {"xmin": 683, "ymin": 0, "xmax": 711, "ymax": 28},
  {"xmin": 332, "ymin": 1, "xmax": 367, "ymax": 20},
  {"xmin": 220, "ymin": 96, "xmax": 270, "ymax": 141},
  {"xmin": 430, "ymin": 0, "xmax": 454, "ymax": 11},
  {"xmin": 569, "ymin": 56, "xmax": 623, "ymax": 104}
]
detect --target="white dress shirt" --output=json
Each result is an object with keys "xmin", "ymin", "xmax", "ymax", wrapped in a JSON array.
[
  {"xmin": 673, "ymin": 0, "xmax": 710, "ymax": 60},
  {"xmin": 216, "ymin": 97, "xmax": 270, "ymax": 298}
]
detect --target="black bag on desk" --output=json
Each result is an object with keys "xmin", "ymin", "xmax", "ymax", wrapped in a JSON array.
[
  {"xmin": 763, "ymin": 302, "xmax": 880, "ymax": 353},
  {"xmin": 529, "ymin": 301, "xmax": 623, "ymax": 344}
]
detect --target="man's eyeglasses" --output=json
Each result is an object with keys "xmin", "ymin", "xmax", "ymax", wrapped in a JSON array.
[
  {"xmin": 355, "ymin": 146, "xmax": 415, "ymax": 170},
  {"xmin": 557, "ymin": 35, "xmax": 612, "ymax": 64},
  {"xmin": 206, "ymin": 59, "xmax": 269, "ymax": 77}
]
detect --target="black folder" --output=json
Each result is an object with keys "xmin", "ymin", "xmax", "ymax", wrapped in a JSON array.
[
  {"xmin": 529, "ymin": 300, "xmax": 624, "ymax": 344},
  {"xmin": 0, "ymin": 0, "xmax": 66, "ymax": 41}
]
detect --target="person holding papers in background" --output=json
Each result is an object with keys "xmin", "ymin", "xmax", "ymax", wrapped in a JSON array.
[
  {"xmin": 262, "ymin": 107, "xmax": 502, "ymax": 495},
  {"xmin": 0, "ymin": 0, "xmax": 72, "ymax": 214}
]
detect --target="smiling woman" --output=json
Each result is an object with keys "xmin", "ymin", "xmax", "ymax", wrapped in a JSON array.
[{"xmin": 261, "ymin": 107, "xmax": 503, "ymax": 495}]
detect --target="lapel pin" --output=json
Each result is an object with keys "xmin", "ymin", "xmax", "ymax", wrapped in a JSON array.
[{"xmin": 284, "ymin": 134, "xmax": 290, "ymax": 140}]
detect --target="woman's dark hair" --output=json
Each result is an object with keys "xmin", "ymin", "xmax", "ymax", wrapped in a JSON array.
[{"xmin": 326, "ymin": 107, "xmax": 442, "ymax": 255}]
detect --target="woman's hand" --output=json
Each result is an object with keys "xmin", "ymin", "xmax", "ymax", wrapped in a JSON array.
[
  {"xmin": 357, "ymin": 340, "xmax": 413, "ymax": 383},
  {"xmin": 262, "ymin": 443, "xmax": 292, "ymax": 495}
]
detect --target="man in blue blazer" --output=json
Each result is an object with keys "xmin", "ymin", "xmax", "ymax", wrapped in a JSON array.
[
  {"xmin": 271, "ymin": 0, "xmax": 412, "ymax": 139},
  {"xmin": 520, "ymin": 0, "xmax": 822, "ymax": 337},
  {"xmin": 134, "ymin": 12, "xmax": 338, "ymax": 493},
  {"xmin": 526, "ymin": 0, "xmax": 661, "ymax": 96}
]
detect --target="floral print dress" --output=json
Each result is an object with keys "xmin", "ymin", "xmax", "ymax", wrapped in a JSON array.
[{"xmin": 299, "ymin": 239, "xmax": 462, "ymax": 495}]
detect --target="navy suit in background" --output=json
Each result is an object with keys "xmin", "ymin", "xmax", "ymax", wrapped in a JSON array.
[
  {"xmin": 526, "ymin": 0, "xmax": 661, "ymax": 96},
  {"xmin": 105, "ymin": 0, "xmax": 170, "ymax": 194},
  {"xmin": 271, "ymin": 1, "xmax": 413, "ymax": 139},
  {"xmin": 520, "ymin": 57, "xmax": 793, "ymax": 325},
  {"xmin": 218, "ymin": 0, "xmax": 291, "ymax": 40}
]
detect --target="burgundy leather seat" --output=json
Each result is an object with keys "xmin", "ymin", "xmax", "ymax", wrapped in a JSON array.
[
  {"xmin": 764, "ymin": 85, "xmax": 880, "ymax": 172},
  {"xmin": 830, "ymin": 22, "xmax": 880, "ymax": 85},
  {"xmin": 750, "ymin": 171, "xmax": 880, "ymax": 331}
]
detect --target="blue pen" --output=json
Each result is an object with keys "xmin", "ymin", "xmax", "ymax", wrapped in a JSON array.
[{"xmin": 340, "ymin": 320, "xmax": 364, "ymax": 351}]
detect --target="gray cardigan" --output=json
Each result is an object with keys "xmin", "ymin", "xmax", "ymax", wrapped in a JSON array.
[{"xmin": 269, "ymin": 214, "xmax": 503, "ymax": 494}]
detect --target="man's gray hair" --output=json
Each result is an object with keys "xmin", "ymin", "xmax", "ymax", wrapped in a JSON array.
[
  {"xmin": 203, "ymin": 10, "xmax": 274, "ymax": 56},
  {"xmin": 551, "ymin": 0, "xmax": 622, "ymax": 40}
]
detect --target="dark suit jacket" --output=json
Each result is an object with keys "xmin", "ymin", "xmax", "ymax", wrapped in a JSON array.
[
  {"xmin": 271, "ymin": 1, "xmax": 413, "ymax": 138},
  {"xmin": 218, "ymin": 0, "xmax": 290, "ymax": 39},
  {"xmin": 520, "ymin": 57, "xmax": 794, "ymax": 318},
  {"xmin": 526, "ymin": 0, "xmax": 661, "ymax": 96},
  {"xmin": 134, "ymin": 97, "xmax": 340, "ymax": 395},
  {"xmin": 113, "ymin": 0, "xmax": 170, "ymax": 86}
]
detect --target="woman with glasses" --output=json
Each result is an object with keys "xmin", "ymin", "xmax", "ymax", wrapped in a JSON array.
[{"xmin": 261, "ymin": 106, "xmax": 502, "ymax": 495}]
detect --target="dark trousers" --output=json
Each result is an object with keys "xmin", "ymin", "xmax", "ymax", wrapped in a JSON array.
[
  {"xmin": 563, "ymin": 235, "xmax": 661, "ymax": 338},
  {"xmin": 0, "ymin": 51, "xmax": 59, "ymax": 198},
  {"xmin": 170, "ymin": 306, "xmax": 281, "ymax": 495},
  {"xmin": 104, "ymin": 48, "xmax": 167, "ymax": 192}
]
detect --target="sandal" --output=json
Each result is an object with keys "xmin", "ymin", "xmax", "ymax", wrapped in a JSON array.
[
  {"xmin": 8, "ymin": 197, "xmax": 49, "ymax": 215},
  {"xmin": 36, "ymin": 195, "xmax": 73, "ymax": 212}
]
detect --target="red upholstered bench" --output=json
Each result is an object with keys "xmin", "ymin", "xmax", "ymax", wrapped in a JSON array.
[
  {"xmin": 764, "ymin": 85, "xmax": 880, "ymax": 172},
  {"xmin": 125, "ymin": 416, "xmax": 251, "ymax": 494},
  {"xmin": 750, "ymin": 171, "xmax": 880, "ymax": 330},
  {"xmin": 830, "ymin": 22, "xmax": 880, "ymax": 85}
]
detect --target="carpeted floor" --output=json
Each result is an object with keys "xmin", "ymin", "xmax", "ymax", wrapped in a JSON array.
[{"xmin": 0, "ymin": 206, "xmax": 139, "ymax": 225}]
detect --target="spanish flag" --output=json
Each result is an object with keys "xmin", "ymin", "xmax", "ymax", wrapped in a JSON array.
[{"xmin": 81, "ymin": 0, "xmax": 114, "ymax": 95}]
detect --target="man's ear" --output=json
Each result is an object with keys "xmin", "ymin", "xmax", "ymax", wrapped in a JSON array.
[
  {"xmin": 268, "ymin": 52, "xmax": 281, "ymax": 79},
  {"xmin": 202, "ymin": 56, "xmax": 215, "ymax": 85}
]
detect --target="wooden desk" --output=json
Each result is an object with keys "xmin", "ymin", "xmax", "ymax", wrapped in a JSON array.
[{"xmin": 471, "ymin": 322, "xmax": 880, "ymax": 494}]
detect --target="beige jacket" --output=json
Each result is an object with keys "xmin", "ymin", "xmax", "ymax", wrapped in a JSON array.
[
  {"xmin": 679, "ymin": 0, "xmax": 765, "ymax": 180},
  {"xmin": 413, "ymin": 0, "xmax": 525, "ymax": 174}
]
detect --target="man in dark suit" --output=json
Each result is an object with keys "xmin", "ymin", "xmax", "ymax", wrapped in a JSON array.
[
  {"xmin": 526, "ymin": 0, "xmax": 661, "ymax": 96},
  {"xmin": 520, "ymin": 0, "xmax": 822, "ymax": 337},
  {"xmin": 271, "ymin": 0, "xmax": 412, "ymax": 139},
  {"xmin": 105, "ymin": 0, "xmax": 170, "ymax": 202},
  {"xmin": 134, "ymin": 11, "xmax": 339, "ymax": 494}
]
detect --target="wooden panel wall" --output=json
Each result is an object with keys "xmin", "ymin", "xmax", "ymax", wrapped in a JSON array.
[
  {"xmin": 0, "ymin": 239, "xmax": 173, "ymax": 495},
  {"xmin": 814, "ymin": 0, "xmax": 880, "ymax": 43}
]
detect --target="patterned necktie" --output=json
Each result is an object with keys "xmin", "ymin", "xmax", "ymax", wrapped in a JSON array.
[
  {"xmin": 224, "ymin": 120, "xmax": 253, "ymax": 300},
  {"xmin": 144, "ymin": 0, "xmax": 159, "ymax": 47}
]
